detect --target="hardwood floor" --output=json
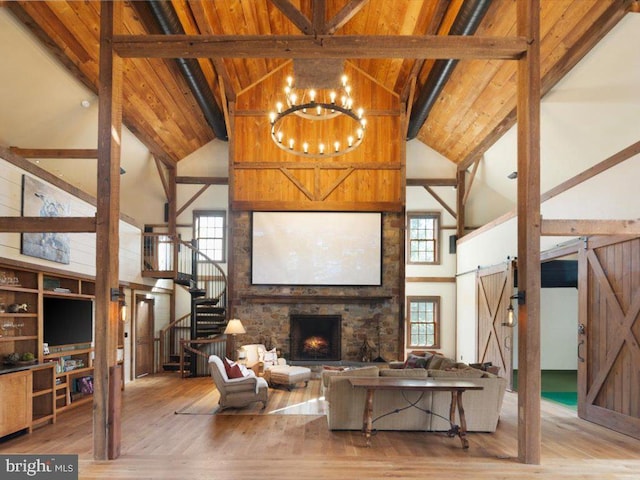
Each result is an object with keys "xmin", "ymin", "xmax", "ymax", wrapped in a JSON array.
[{"xmin": 1, "ymin": 373, "xmax": 639, "ymax": 479}]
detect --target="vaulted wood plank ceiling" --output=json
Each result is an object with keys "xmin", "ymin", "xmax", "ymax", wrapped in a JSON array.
[{"xmin": 5, "ymin": 0, "xmax": 634, "ymax": 168}]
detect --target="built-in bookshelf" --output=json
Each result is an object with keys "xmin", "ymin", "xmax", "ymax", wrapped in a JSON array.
[{"xmin": 0, "ymin": 262, "xmax": 96, "ymax": 435}]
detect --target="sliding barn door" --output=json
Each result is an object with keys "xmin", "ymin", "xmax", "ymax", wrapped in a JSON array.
[
  {"xmin": 476, "ymin": 262, "xmax": 514, "ymax": 388},
  {"xmin": 578, "ymin": 236, "xmax": 640, "ymax": 440}
]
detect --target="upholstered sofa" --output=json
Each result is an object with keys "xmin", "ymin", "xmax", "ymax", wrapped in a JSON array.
[{"xmin": 321, "ymin": 358, "xmax": 507, "ymax": 432}]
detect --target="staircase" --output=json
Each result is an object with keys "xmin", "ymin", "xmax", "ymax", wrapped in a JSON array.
[{"xmin": 142, "ymin": 233, "xmax": 228, "ymax": 376}]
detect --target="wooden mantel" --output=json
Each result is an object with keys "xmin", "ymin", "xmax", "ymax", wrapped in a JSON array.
[{"xmin": 242, "ymin": 295, "xmax": 392, "ymax": 304}]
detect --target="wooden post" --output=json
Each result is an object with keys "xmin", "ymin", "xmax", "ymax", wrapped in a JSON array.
[
  {"xmin": 95, "ymin": 0, "xmax": 123, "ymax": 461},
  {"xmin": 516, "ymin": 0, "xmax": 542, "ymax": 465},
  {"xmin": 456, "ymin": 168, "xmax": 465, "ymax": 240}
]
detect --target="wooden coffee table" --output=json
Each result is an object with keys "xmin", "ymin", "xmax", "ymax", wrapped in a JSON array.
[{"xmin": 349, "ymin": 377, "xmax": 483, "ymax": 448}]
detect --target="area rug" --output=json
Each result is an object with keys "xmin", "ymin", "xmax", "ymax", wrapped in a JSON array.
[{"xmin": 175, "ymin": 380, "xmax": 326, "ymax": 416}]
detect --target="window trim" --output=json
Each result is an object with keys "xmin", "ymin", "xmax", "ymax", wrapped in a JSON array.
[
  {"xmin": 406, "ymin": 295, "xmax": 440, "ymax": 349},
  {"xmin": 406, "ymin": 211, "xmax": 441, "ymax": 265},
  {"xmin": 193, "ymin": 210, "xmax": 227, "ymax": 263}
]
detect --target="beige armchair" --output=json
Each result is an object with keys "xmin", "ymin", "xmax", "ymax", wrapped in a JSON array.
[
  {"xmin": 239, "ymin": 344, "xmax": 286, "ymax": 376},
  {"xmin": 208, "ymin": 355, "xmax": 268, "ymax": 411}
]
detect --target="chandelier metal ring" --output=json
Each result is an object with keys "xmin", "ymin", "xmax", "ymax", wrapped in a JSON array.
[{"xmin": 270, "ymin": 102, "xmax": 366, "ymax": 159}]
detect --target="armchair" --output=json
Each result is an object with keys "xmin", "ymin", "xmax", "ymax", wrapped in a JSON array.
[
  {"xmin": 208, "ymin": 355, "xmax": 268, "ymax": 411},
  {"xmin": 240, "ymin": 344, "xmax": 286, "ymax": 376}
]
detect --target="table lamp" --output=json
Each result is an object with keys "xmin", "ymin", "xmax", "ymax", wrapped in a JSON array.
[{"xmin": 224, "ymin": 318, "xmax": 246, "ymax": 360}]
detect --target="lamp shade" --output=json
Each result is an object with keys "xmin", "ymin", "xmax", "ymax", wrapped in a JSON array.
[{"xmin": 224, "ymin": 318, "xmax": 246, "ymax": 335}]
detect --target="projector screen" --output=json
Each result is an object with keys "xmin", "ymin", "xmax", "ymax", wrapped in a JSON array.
[{"xmin": 251, "ymin": 212, "xmax": 382, "ymax": 286}]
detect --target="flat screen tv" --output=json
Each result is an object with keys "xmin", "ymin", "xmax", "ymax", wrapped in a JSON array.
[
  {"xmin": 251, "ymin": 211, "xmax": 382, "ymax": 286},
  {"xmin": 43, "ymin": 297, "xmax": 94, "ymax": 347}
]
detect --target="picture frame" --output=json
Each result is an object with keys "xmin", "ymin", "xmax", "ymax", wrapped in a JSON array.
[{"xmin": 21, "ymin": 175, "xmax": 71, "ymax": 264}]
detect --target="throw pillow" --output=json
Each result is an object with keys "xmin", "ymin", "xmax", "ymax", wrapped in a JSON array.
[
  {"xmin": 429, "ymin": 354, "xmax": 455, "ymax": 370},
  {"xmin": 257, "ymin": 347, "xmax": 265, "ymax": 362},
  {"xmin": 263, "ymin": 348, "xmax": 278, "ymax": 364},
  {"xmin": 223, "ymin": 357, "xmax": 244, "ymax": 379},
  {"xmin": 404, "ymin": 353, "xmax": 429, "ymax": 369}
]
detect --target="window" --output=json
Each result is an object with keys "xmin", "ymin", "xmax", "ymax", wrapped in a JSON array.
[
  {"xmin": 407, "ymin": 212, "xmax": 440, "ymax": 264},
  {"xmin": 407, "ymin": 296, "xmax": 440, "ymax": 349},
  {"xmin": 193, "ymin": 211, "xmax": 226, "ymax": 262}
]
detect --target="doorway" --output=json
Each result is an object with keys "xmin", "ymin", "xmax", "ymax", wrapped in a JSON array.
[{"xmin": 135, "ymin": 295, "xmax": 155, "ymax": 378}]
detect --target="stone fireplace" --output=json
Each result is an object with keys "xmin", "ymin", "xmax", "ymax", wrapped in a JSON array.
[
  {"xmin": 290, "ymin": 314, "xmax": 341, "ymax": 361},
  {"xmin": 228, "ymin": 211, "xmax": 403, "ymax": 362}
]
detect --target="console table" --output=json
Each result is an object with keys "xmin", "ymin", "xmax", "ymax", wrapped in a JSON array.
[{"xmin": 349, "ymin": 377, "xmax": 483, "ymax": 448}]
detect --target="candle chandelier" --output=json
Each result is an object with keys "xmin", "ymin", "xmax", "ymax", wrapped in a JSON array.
[{"xmin": 269, "ymin": 74, "xmax": 366, "ymax": 158}]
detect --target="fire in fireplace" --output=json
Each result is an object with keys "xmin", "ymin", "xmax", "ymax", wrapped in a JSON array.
[{"xmin": 290, "ymin": 314, "xmax": 341, "ymax": 361}]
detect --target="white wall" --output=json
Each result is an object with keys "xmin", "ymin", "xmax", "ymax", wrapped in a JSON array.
[
  {"xmin": 405, "ymin": 141, "xmax": 459, "ymax": 358},
  {"xmin": 0, "ymin": 158, "xmax": 145, "ymax": 284},
  {"xmin": 455, "ymin": 15, "xmax": 640, "ymax": 366},
  {"xmin": 0, "ymin": 156, "xmax": 155, "ymax": 383}
]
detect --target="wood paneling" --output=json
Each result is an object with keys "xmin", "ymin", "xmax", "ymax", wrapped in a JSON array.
[
  {"xmin": 233, "ymin": 63, "xmax": 403, "ymax": 210},
  {"xmin": 7, "ymin": 1, "xmax": 628, "ymax": 168}
]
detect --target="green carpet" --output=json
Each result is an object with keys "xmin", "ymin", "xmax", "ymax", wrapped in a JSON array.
[
  {"xmin": 513, "ymin": 370, "xmax": 578, "ymax": 408},
  {"xmin": 541, "ymin": 391, "xmax": 577, "ymax": 408}
]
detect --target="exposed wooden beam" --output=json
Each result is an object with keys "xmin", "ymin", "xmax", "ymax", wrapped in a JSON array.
[
  {"xmin": 154, "ymin": 156, "xmax": 172, "ymax": 202},
  {"xmin": 516, "ymin": 0, "xmax": 541, "ymax": 466},
  {"xmin": 456, "ymin": 169, "xmax": 465, "ymax": 239},
  {"xmin": 405, "ymin": 276, "xmax": 455, "ymax": 283},
  {"xmin": 462, "ymin": 157, "xmax": 481, "ymax": 206},
  {"xmin": 95, "ymin": 0, "xmax": 123, "ymax": 461},
  {"xmin": 457, "ymin": 0, "xmax": 631, "ymax": 172},
  {"xmin": 541, "ymin": 218, "xmax": 640, "ymax": 236},
  {"xmin": 0, "ymin": 216, "xmax": 96, "ymax": 233},
  {"xmin": 324, "ymin": 0, "xmax": 369, "ymax": 34},
  {"xmin": 176, "ymin": 184, "xmax": 210, "ymax": 218},
  {"xmin": 459, "ymin": 140, "xmax": 640, "ymax": 246},
  {"xmin": 407, "ymin": 178, "xmax": 457, "ymax": 187},
  {"xmin": 113, "ymin": 34, "xmax": 528, "ymax": 60},
  {"xmin": 9, "ymin": 148, "xmax": 98, "ymax": 159},
  {"xmin": 0, "ymin": 145, "xmax": 139, "ymax": 228},
  {"xmin": 269, "ymin": 0, "xmax": 313, "ymax": 35},
  {"xmin": 7, "ymin": 3, "xmax": 178, "ymax": 167},
  {"xmin": 312, "ymin": 0, "xmax": 326, "ymax": 35},
  {"xmin": 176, "ymin": 176, "xmax": 229, "ymax": 185},
  {"xmin": 424, "ymin": 185, "xmax": 456, "ymax": 219},
  {"xmin": 541, "ymin": 140, "xmax": 640, "ymax": 204},
  {"xmin": 399, "ymin": 0, "xmax": 449, "ymax": 102}
]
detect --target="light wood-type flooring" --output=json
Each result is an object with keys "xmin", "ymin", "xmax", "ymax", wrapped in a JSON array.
[{"xmin": 1, "ymin": 373, "xmax": 639, "ymax": 479}]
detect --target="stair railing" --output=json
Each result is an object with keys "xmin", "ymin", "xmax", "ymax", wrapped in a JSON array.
[
  {"xmin": 146, "ymin": 233, "xmax": 228, "ymax": 373},
  {"xmin": 179, "ymin": 336, "xmax": 228, "ymax": 378},
  {"xmin": 158, "ymin": 312, "xmax": 191, "ymax": 372}
]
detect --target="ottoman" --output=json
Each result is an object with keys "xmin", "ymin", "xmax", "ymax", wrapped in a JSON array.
[{"xmin": 266, "ymin": 365, "xmax": 311, "ymax": 390}]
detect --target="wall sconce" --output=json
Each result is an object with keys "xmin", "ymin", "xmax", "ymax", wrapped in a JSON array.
[
  {"xmin": 111, "ymin": 288, "xmax": 127, "ymax": 323},
  {"xmin": 504, "ymin": 291, "xmax": 525, "ymax": 327}
]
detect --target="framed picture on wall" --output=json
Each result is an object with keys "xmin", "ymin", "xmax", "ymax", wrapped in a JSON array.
[{"xmin": 21, "ymin": 175, "xmax": 71, "ymax": 264}]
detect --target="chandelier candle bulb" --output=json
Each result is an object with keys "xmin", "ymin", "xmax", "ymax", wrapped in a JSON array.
[{"xmin": 269, "ymin": 72, "xmax": 366, "ymax": 158}]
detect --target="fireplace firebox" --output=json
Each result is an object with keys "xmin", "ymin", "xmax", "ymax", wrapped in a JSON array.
[{"xmin": 290, "ymin": 314, "xmax": 341, "ymax": 361}]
